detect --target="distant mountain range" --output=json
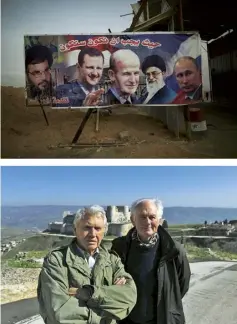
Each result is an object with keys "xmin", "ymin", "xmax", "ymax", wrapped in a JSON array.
[{"xmin": 1, "ymin": 205, "xmax": 237, "ymax": 230}]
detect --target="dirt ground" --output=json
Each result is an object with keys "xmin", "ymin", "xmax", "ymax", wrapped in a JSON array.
[
  {"xmin": 1, "ymin": 266, "xmax": 41, "ymax": 304},
  {"xmin": 1, "ymin": 87, "xmax": 237, "ymax": 158}
]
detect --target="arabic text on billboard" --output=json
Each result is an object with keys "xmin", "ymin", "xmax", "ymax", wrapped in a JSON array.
[{"xmin": 24, "ymin": 33, "xmax": 203, "ymax": 108}]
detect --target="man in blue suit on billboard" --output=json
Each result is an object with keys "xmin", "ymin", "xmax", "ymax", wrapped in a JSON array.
[
  {"xmin": 55, "ymin": 47, "xmax": 105, "ymax": 107},
  {"xmin": 140, "ymin": 55, "xmax": 176, "ymax": 105}
]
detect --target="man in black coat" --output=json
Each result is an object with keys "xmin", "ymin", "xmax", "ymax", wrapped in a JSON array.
[{"xmin": 111, "ymin": 198, "xmax": 191, "ymax": 324}]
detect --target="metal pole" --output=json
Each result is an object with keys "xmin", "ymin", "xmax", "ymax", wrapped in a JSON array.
[
  {"xmin": 120, "ymin": 13, "xmax": 134, "ymax": 17},
  {"xmin": 179, "ymin": 0, "xmax": 184, "ymax": 31},
  {"xmin": 95, "ymin": 108, "xmax": 100, "ymax": 132}
]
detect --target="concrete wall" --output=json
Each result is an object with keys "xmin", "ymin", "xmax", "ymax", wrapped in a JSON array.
[
  {"xmin": 196, "ymin": 227, "xmax": 229, "ymax": 236},
  {"xmin": 106, "ymin": 205, "xmax": 130, "ymax": 223},
  {"xmin": 139, "ymin": 105, "xmax": 187, "ymax": 137},
  {"xmin": 61, "ymin": 223, "xmax": 74, "ymax": 235},
  {"xmin": 48, "ymin": 222, "xmax": 63, "ymax": 232}
]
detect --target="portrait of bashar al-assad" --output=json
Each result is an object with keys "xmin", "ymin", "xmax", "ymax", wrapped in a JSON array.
[{"xmin": 25, "ymin": 45, "xmax": 54, "ymax": 102}]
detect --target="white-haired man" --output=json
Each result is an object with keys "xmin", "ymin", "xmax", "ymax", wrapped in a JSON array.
[
  {"xmin": 37, "ymin": 205, "xmax": 137, "ymax": 324},
  {"xmin": 111, "ymin": 198, "xmax": 191, "ymax": 324},
  {"xmin": 106, "ymin": 49, "xmax": 140, "ymax": 105}
]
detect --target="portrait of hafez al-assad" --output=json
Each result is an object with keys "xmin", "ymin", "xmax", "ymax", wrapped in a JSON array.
[{"xmin": 107, "ymin": 49, "xmax": 141, "ymax": 105}]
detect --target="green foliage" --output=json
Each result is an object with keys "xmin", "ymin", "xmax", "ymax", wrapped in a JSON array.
[
  {"xmin": 7, "ymin": 259, "xmax": 42, "ymax": 269},
  {"xmin": 211, "ymin": 249, "xmax": 237, "ymax": 261},
  {"xmin": 103, "ymin": 235, "xmax": 117, "ymax": 241},
  {"xmin": 26, "ymin": 250, "xmax": 48, "ymax": 258},
  {"xmin": 185, "ymin": 244, "xmax": 215, "ymax": 261},
  {"xmin": 6, "ymin": 250, "xmax": 48, "ymax": 269},
  {"xmin": 185, "ymin": 243, "xmax": 237, "ymax": 261}
]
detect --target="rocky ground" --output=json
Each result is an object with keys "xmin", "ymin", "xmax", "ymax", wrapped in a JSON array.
[
  {"xmin": 1, "ymin": 265, "xmax": 41, "ymax": 304},
  {"xmin": 2, "ymin": 86, "xmax": 237, "ymax": 158}
]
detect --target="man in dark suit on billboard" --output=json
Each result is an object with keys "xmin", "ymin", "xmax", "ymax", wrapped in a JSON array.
[
  {"xmin": 55, "ymin": 47, "xmax": 104, "ymax": 107},
  {"xmin": 25, "ymin": 45, "xmax": 54, "ymax": 104},
  {"xmin": 106, "ymin": 49, "xmax": 140, "ymax": 105},
  {"xmin": 172, "ymin": 56, "xmax": 202, "ymax": 104},
  {"xmin": 140, "ymin": 55, "xmax": 176, "ymax": 105}
]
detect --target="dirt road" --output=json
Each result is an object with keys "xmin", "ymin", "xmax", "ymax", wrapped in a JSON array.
[
  {"xmin": 2, "ymin": 87, "xmax": 237, "ymax": 158},
  {"xmin": 183, "ymin": 262, "xmax": 237, "ymax": 324}
]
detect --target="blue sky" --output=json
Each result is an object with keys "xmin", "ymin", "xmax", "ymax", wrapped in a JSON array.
[
  {"xmin": 1, "ymin": 166, "xmax": 237, "ymax": 207},
  {"xmin": 1, "ymin": 0, "xmax": 133, "ymax": 86}
]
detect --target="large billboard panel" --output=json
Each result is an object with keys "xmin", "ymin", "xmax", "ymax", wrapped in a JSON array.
[{"xmin": 24, "ymin": 32, "xmax": 205, "ymax": 108}]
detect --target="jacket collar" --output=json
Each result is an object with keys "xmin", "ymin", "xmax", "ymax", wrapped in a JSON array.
[
  {"xmin": 65, "ymin": 238, "xmax": 112, "ymax": 278},
  {"xmin": 108, "ymin": 87, "xmax": 137, "ymax": 104},
  {"xmin": 126, "ymin": 226, "xmax": 179, "ymax": 262}
]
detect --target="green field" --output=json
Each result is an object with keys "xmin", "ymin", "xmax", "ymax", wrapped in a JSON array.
[
  {"xmin": 185, "ymin": 243, "xmax": 237, "ymax": 261},
  {"xmin": 168, "ymin": 224, "xmax": 201, "ymax": 229}
]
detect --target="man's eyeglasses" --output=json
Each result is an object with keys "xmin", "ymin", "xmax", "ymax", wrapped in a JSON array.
[{"xmin": 28, "ymin": 68, "xmax": 51, "ymax": 78}]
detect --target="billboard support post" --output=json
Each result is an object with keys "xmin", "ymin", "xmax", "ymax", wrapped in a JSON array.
[
  {"xmin": 71, "ymin": 108, "xmax": 94, "ymax": 144},
  {"xmin": 95, "ymin": 108, "xmax": 100, "ymax": 132},
  {"xmin": 38, "ymin": 99, "xmax": 49, "ymax": 126},
  {"xmin": 69, "ymin": 108, "xmax": 127, "ymax": 147}
]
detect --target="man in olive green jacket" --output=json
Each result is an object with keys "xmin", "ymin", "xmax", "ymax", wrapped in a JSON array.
[{"xmin": 37, "ymin": 205, "xmax": 137, "ymax": 324}]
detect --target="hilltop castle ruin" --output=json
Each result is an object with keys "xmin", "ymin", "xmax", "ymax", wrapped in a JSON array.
[{"xmin": 47, "ymin": 206, "xmax": 133, "ymax": 236}]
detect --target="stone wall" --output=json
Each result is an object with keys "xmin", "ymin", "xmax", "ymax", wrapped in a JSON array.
[{"xmin": 108, "ymin": 222, "xmax": 133, "ymax": 237}]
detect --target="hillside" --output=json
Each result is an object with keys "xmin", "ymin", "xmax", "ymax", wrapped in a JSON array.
[
  {"xmin": 1, "ymin": 205, "xmax": 237, "ymax": 230},
  {"xmin": 1, "ymin": 234, "xmax": 113, "ymax": 260},
  {"xmin": 1, "ymin": 227, "xmax": 37, "ymax": 243},
  {"xmin": 1, "ymin": 235, "xmax": 73, "ymax": 259},
  {"xmin": 2, "ymin": 232, "xmax": 237, "ymax": 261}
]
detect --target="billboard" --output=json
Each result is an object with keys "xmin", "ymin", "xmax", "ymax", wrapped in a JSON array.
[{"xmin": 24, "ymin": 32, "xmax": 204, "ymax": 108}]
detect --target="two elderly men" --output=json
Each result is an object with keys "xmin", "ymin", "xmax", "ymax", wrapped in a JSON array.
[{"xmin": 38, "ymin": 198, "xmax": 190, "ymax": 324}]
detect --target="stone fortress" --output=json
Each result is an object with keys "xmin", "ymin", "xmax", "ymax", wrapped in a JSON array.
[
  {"xmin": 47, "ymin": 207, "xmax": 237, "ymax": 238},
  {"xmin": 47, "ymin": 206, "xmax": 133, "ymax": 236}
]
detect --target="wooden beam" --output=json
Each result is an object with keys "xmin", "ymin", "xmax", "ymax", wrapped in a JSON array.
[
  {"xmin": 131, "ymin": 8, "xmax": 174, "ymax": 31},
  {"xmin": 128, "ymin": 0, "xmax": 149, "ymax": 32},
  {"xmin": 179, "ymin": 0, "xmax": 184, "ymax": 31}
]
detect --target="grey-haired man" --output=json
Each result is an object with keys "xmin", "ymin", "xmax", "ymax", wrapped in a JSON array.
[
  {"xmin": 37, "ymin": 205, "xmax": 137, "ymax": 324},
  {"xmin": 112, "ymin": 198, "xmax": 191, "ymax": 324}
]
